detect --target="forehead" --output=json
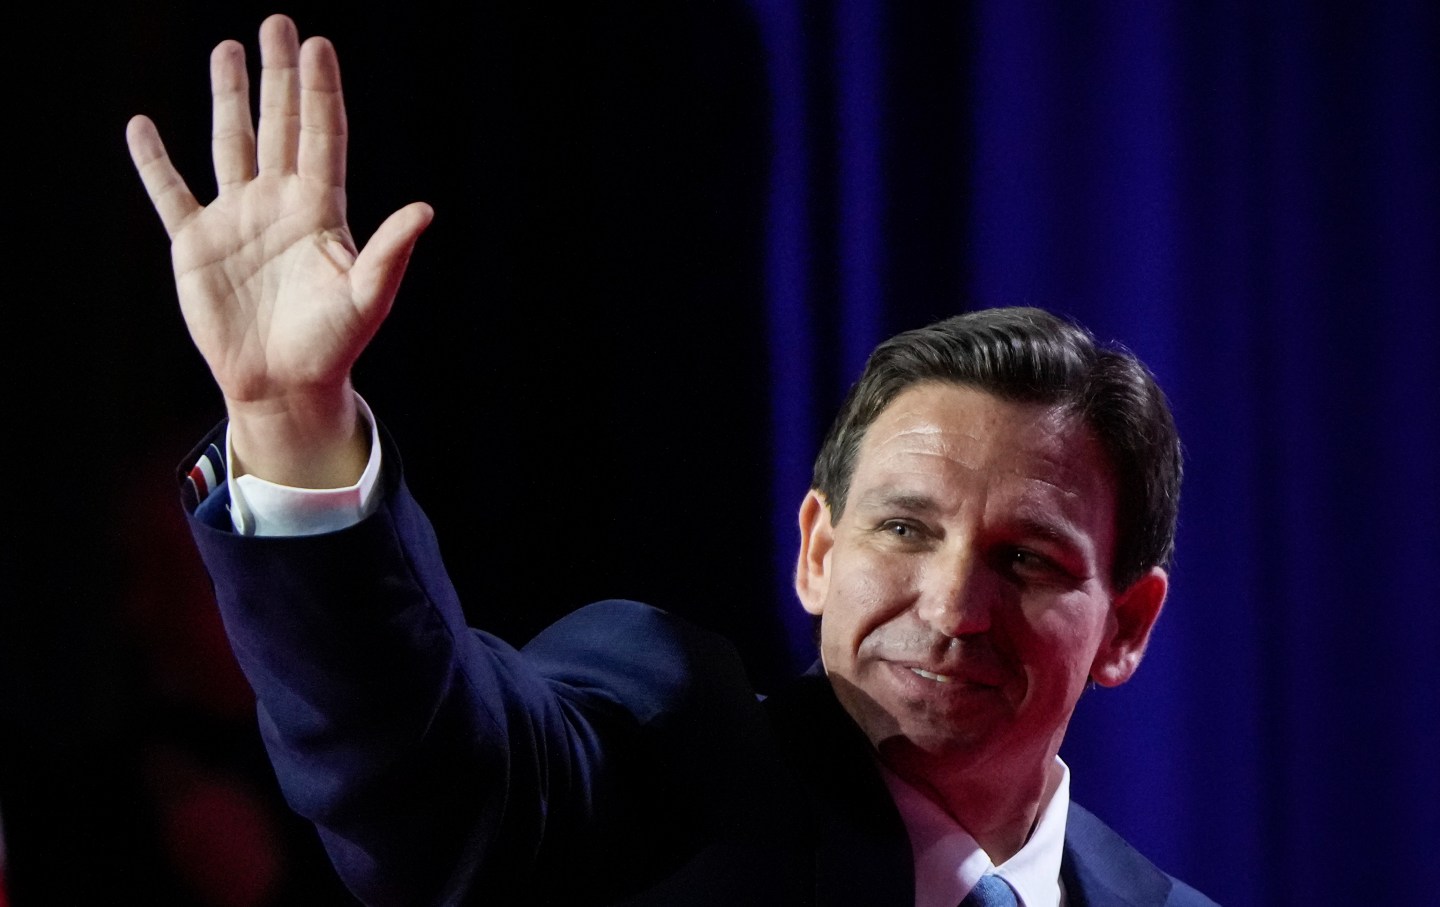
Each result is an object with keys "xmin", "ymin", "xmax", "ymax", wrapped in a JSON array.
[{"xmin": 852, "ymin": 382, "xmax": 1115, "ymax": 525}]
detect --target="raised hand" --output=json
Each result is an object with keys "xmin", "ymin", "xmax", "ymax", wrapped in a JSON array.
[{"xmin": 128, "ymin": 14, "xmax": 432, "ymax": 487}]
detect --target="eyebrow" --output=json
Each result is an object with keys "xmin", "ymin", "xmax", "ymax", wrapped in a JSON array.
[
  {"xmin": 1011, "ymin": 513, "xmax": 1069, "ymax": 542},
  {"xmin": 853, "ymin": 489, "xmax": 941, "ymax": 515},
  {"xmin": 1007, "ymin": 513, "xmax": 1094, "ymax": 565}
]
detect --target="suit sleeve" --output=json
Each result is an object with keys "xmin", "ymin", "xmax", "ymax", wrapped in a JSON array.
[{"xmin": 182, "ymin": 425, "xmax": 721, "ymax": 905}]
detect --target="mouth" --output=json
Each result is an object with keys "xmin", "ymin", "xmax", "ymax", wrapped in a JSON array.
[
  {"xmin": 909, "ymin": 667, "xmax": 953, "ymax": 683},
  {"xmin": 895, "ymin": 660, "xmax": 1005, "ymax": 690}
]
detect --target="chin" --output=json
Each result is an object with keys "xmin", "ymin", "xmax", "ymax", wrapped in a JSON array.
[{"xmin": 877, "ymin": 725, "xmax": 991, "ymax": 763}]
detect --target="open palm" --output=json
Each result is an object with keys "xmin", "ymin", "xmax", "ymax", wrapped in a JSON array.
[{"xmin": 128, "ymin": 14, "xmax": 430, "ymax": 482}]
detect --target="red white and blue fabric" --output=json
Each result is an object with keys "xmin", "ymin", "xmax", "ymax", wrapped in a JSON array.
[{"xmin": 186, "ymin": 441, "xmax": 225, "ymax": 503}]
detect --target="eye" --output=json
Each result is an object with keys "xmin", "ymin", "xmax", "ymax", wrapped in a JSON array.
[
  {"xmin": 1010, "ymin": 548, "xmax": 1045, "ymax": 567},
  {"xmin": 997, "ymin": 546, "xmax": 1070, "ymax": 584},
  {"xmin": 877, "ymin": 519, "xmax": 929, "ymax": 546}
]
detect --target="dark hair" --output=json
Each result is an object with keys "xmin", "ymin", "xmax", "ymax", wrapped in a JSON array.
[{"xmin": 811, "ymin": 307, "xmax": 1182, "ymax": 589}]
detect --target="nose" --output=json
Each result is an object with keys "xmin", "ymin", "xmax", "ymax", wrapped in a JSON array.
[{"xmin": 914, "ymin": 545, "xmax": 995, "ymax": 638}]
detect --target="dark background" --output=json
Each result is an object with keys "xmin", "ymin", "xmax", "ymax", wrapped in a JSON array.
[{"xmin": 3, "ymin": 2, "xmax": 1436, "ymax": 904}]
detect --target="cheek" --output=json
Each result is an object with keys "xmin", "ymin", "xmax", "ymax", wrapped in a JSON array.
[
  {"xmin": 1013, "ymin": 594, "xmax": 1112, "ymax": 685},
  {"xmin": 825, "ymin": 553, "xmax": 919, "ymax": 651}
]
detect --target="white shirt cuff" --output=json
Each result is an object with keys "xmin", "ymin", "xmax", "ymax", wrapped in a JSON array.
[{"xmin": 225, "ymin": 394, "xmax": 383, "ymax": 537}]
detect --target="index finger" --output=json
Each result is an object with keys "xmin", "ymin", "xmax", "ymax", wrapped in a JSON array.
[{"xmin": 297, "ymin": 35, "xmax": 346, "ymax": 189}]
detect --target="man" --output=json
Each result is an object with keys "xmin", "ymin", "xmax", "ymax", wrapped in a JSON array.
[{"xmin": 128, "ymin": 15, "xmax": 1216, "ymax": 906}]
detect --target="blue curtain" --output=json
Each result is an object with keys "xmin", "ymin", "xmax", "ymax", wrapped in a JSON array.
[{"xmin": 752, "ymin": 2, "xmax": 1439, "ymax": 902}]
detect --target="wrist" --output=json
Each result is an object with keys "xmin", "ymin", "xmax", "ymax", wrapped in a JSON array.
[{"xmin": 224, "ymin": 383, "xmax": 369, "ymax": 488}]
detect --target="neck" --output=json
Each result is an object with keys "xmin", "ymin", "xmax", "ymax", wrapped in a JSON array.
[{"xmin": 880, "ymin": 745, "xmax": 1059, "ymax": 864}]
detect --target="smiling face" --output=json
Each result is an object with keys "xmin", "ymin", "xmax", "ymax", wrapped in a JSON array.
[{"xmin": 796, "ymin": 382, "xmax": 1166, "ymax": 791}]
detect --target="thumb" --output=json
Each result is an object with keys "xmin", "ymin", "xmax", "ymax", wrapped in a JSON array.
[{"xmin": 350, "ymin": 201, "xmax": 435, "ymax": 318}]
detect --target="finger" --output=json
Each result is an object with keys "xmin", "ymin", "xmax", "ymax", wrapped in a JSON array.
[
  {"xmin": 127, "ymin": 115, "xmax": 201, "ymax": 238},
  {"xmin": 256, "ymin": 14, "xmax": 301, "ymax": 173},
  {"xmin": 350, "ymin": 202, "xmax": 435, "ymax": 317},
  {"xmin": 297, "ymin": 36, "xmax": 346, "ymax": 190},
  {"xmin": 210, "ymin": 39, "xmax": 256, "ymax": 190}
]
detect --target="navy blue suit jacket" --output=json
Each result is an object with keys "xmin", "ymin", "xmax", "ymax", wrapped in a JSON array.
[{"xmin": 185, "ymin": 431, "xmax": 1216, "ymax": 906}]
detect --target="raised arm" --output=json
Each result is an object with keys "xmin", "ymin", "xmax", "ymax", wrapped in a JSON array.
[{"xmin": 127, "ymin": 14, "xmax": 432, "ymax": 488}]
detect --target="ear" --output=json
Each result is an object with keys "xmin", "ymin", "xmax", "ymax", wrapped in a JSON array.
[
  {"xmin": 1090, "ymin": 567, "xmax": 1168, "ymax": 688},
  {"xmin": 794, "ymin": 490, "xmax": 836, "ymax": 616}
]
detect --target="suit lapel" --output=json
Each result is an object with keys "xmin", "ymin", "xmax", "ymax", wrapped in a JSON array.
[{"xmin": 1060, "ymin": 802, "xmax": 1174, "ymax": 907}]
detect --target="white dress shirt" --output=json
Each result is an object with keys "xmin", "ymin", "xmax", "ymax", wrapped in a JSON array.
[{"xmin": 882, "ymin": 758, "xmax": 1070, "ymax": 907}]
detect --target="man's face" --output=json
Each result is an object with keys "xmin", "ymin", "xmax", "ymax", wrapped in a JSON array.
[{"xmin": 795, "ymin": 382, "xmax": 1166, "ymax": 787}]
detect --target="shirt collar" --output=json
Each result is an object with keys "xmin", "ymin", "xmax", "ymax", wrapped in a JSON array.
[{"xmin": 880, "ymin": 757, "xmax": 1070, "ymax": 907}]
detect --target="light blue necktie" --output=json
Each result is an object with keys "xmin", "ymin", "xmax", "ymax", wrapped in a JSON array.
[{"xmin": 959, "ymin": 874, "xmax": 1019, "ymax": 907}]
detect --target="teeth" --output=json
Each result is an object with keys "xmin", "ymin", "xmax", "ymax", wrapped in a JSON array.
[{"xmin": 910, "ymin": 668, "xmax": 952, "ymax": 683}]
